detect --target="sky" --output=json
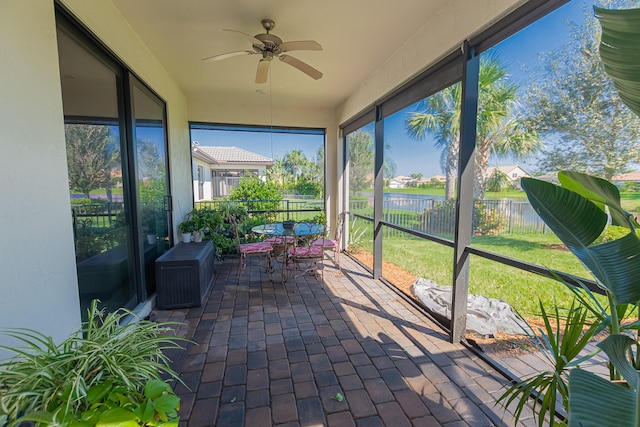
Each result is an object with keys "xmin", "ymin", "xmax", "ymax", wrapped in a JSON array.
[
  {"xmin": 191, "ymin": 128, "xmax": 324, "ymax": 161},
  {"xmin": 190, "ymin": 1, "xmax": 617, "ymax": 178}
]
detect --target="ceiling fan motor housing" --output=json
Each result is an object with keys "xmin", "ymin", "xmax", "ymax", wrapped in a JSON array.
[{"xmin": 254, "ymin": 33, "xmax": 283, "ymax": 54}]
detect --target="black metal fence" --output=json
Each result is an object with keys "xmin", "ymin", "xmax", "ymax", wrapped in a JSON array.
[
  {"xmin": 349, "ymin": 198, "xmax": 549, "ymax": 238},
  {"xmin": 71, "ymin": 197, "xmax": 548, "ymax": 239},
  {"xmin": 71, "ymin": 199, "xmax": 324, "ymax": 237},
  {"xmin": 72, "ymin": 202, "xmax": 125, "ymax": 238},
  {"xmin": 195, "ymin": 199, "xmax": 324, "ymax": 222}
]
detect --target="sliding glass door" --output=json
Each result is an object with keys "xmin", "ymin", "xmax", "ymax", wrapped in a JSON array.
[{"xmin": 57, "ymin": 10, "xmax": 172, "ymax": 315}]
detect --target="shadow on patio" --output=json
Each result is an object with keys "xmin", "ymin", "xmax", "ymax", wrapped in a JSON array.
[{"xmin": 152, "ymin": 255, "xmax": 536, "ymax": 426}]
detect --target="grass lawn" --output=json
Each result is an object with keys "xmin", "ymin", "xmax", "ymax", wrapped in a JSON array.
[
  {"xmin": 372, "ymin": 232, "xmax": 602, "ymax": 319},
  {"xmin": 621, "ymin": 192, "xmax": 640, "ymax": 211}
]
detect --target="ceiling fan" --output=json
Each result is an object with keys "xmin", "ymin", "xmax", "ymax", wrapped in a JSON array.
[{"xmin": 202, "ymin": 19, "xmax": 323, "ymax": 84}]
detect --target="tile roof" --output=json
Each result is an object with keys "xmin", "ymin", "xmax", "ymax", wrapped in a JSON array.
[
  {"xmin": 195, "ymin": 145, "xmax": 273, "ymax": 165},
  {"xmin": 612, "ymin": 171, "xmax": 640, "ymax": 181}
]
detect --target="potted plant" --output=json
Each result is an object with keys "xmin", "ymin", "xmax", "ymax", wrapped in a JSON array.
[
  {"xmin": 0, "ymin": 300, "xmax": 188, "ymax": 427},
  {"xmin": 178, "ymin": 218, "xmax": 196, "ymax": 243},
  {"xmin": 142, "ymin": 204, "xmax": 164, "ymax": 245},
  {"xmin": 190, "ymin": 207, "xmax": 222, "ymax": 243}
]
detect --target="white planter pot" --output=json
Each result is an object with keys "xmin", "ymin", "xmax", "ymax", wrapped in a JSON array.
[
  {"xmin": 182, "ymin": 232, "xmax": 192, "ymax": 243},
  {"xmin": 193, "ymin": 230, "xmax": 203, "ymax": 243}
]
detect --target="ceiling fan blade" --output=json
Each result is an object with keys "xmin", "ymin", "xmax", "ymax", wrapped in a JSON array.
[
  {"xmin": 202, "ymin": 50, "xmax": 256, "ymax": 63},
  {"xmin": 223, "ymin": 29, "xmax": 265, "ymax": 47},
  {"xmin": 279, "ymin": 55, "xmax": 323, "ymax": 80},
  {"xmin": 279, "ymin": 40, "xmax": 322, "ymax": 52},
  {"xmin": 255, "ymin": 59, "xmax": 271, "ymax": 84}
]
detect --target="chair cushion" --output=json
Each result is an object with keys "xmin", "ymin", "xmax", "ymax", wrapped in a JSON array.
[
  {"xmin": 312, "ymin": 238, "xmax": 337, "ymax": 248},
  {"xmin": 240, "ymin": 241, "xmax": 273, "ymax": 254},
  {"xmin": 288, "ymin": 245, "xmax": 324, "ymax": 258}
]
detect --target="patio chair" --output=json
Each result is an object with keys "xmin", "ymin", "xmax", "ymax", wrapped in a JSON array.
[
  {"xmin": 229, "ymin": 216, "xmax": 273, "ymax": 282},
  {"xmin": 312, "ymin": 212, "xmax": 344, "ymax": 271},
  {"xmin": 286, "ymin": 223, "xmax": 326, "ymax": 285}
]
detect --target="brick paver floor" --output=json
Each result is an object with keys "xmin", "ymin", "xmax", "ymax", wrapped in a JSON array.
[{"xmin": 152, "ymin": 254, "xmax": 537, "ymax": 426}]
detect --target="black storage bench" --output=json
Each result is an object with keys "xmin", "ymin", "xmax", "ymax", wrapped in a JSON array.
[{"xmin": 155, "ymin": 241, "xmax": 215, "ymax": 309}]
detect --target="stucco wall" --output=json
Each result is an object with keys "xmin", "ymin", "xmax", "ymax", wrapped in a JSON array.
[
  {"xmin": 0, "ymin": 0, "xmax": 195, "ymax": 359},
  {"xmin": 0, "ymin": 1, "xmax": 82, "ymax": 359}
]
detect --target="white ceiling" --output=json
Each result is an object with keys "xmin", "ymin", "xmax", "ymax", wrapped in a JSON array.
[{"xmin": 111, "ymin": 0, "xmax": 451, "ymax": 109}]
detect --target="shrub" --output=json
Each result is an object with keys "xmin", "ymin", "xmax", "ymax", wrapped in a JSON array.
[
  {"xmin": 288, "ymin": 176, "xmax": 322, "ymax": 197},
  {"xmin": 593, "ymin": 224, "xmax": 638, "ymax": 245},
  {"xmin": 472, "ymin": 203, "xmax": 507, "ymax": 236},
  {"xmin": 416, "ymin": 200, "xmax": 506, "ymax": 236},
  {"xmin": 621, "ymin": 181, "xmax": 640, "ymax": 192},
  {"xmin": 230, "ymin": 176, "xmax": 282, "ymax": 212},
  {"xmin": 416, "ymin": 201, "xmax": 456, "ymax": 235}
]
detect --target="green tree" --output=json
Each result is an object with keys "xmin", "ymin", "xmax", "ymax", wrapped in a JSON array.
[
  {"xmin": 137, "ymin": 139, "xmax": 164, "ymax": 181},
  {"xmin": 65, "ymin": 124, "xmax": 120, "ymax": 199},
  {"xmin": 410, "ymin": 173, "xmax": 423, "ymax": 180},
  {"xmin": 309, "ymin": 146, "xmax": 325, "ymax": 185},
  {"xmin": 406, "ymin": 54, "xmax": 540, "ymax": 199},
  {"xmin": 524, "ymin": 1, "xmax": 640, "ymax": 180},
  {"xmin": 347, "ymin": 131, "xmax": 375, "ymax": 193}
]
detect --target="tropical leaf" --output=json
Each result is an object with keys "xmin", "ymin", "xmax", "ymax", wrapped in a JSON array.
[
  {"xmin": 573, "ymin": 232, "xmax": 640, "ymax": 304},
  {"xmin": 557, "ymin": 170, "xmax": 630, "ymax": 227},
  {"xmin": 522, "ymin": 177, "xmax": 640, "ymax": 304},
  {"xmin": 595, "ymin": 6, "xmax": 640, "ymax": 118},
  {"xmin": 597, "ymin": 334, "xmax": 640, "ymax": 390},
  {"xmin": 521, "ymin": 178, "xmax": 607, "ymax": 249},
  {"xmin": 568, "ymin": 368, "xmax": 636, "ymax": 427}
]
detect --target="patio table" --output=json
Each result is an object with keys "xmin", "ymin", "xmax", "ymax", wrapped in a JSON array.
[{"xmin": 251, "ymin": 222, "xmax": 324, "ymax": 282}]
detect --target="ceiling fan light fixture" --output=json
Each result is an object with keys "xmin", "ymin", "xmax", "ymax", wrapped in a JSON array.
[{"xmin": 261, "ymin": 19, "xmax": 276, "ymax": 32}]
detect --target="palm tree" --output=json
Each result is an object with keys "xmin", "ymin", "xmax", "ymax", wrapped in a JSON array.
[
  {"xmin": 406, "ymin": 83, "xmax": 461, "ymax": 199},
  {"xmin": 283, "ymin": 149, "xmax": 308, "ymax": 184},
  {"xmin": 485, "ymin": 169, "xmax": 511, "ymax": 192},
  {"xmin": 406, "ymin": 54, "xmax": 540, "ymax": 199},
  {"xmin": 264, "ymin": 157, "xmax": 289, "ymax": 188}
]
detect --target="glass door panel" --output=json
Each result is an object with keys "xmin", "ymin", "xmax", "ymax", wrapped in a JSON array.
[
  {"xmin": 57, "ymin": 29, "xmax": 137, "ymax": 314},
  {"xmin": 131, "ymin": 81, "xmax": 170, "ymax": 296}
]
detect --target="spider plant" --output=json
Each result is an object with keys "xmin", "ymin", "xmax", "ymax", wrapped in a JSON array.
[
  {"xmin": 0, "ymin": 300, "xmax": 189, "ymax": 426},
  {"xmin": 498, "ymin": 298, "xmax": 604, "ymax": 427}
]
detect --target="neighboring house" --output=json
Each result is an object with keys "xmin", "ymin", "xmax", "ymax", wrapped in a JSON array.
[
  {"xmin": 485, "ymin": 165, "xmax": 531, "ymax": 189},
  {"xmin": 612, "ymin": 171, "xmax": 640, "ymax": 186},
  {"xmin": 192, "ymin": 144, "xmax": 274, "ymax": 200},
  {"xmin": 388, "ymin": 175, "xmax": 416, "ymax": 189},
  {"xmin": 428, "ymin": 175, "xmax": 446, "ymax": 183},
  {"xmin": 388, "ymin": 179, "xmax": 405, "ymax": 189}
]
